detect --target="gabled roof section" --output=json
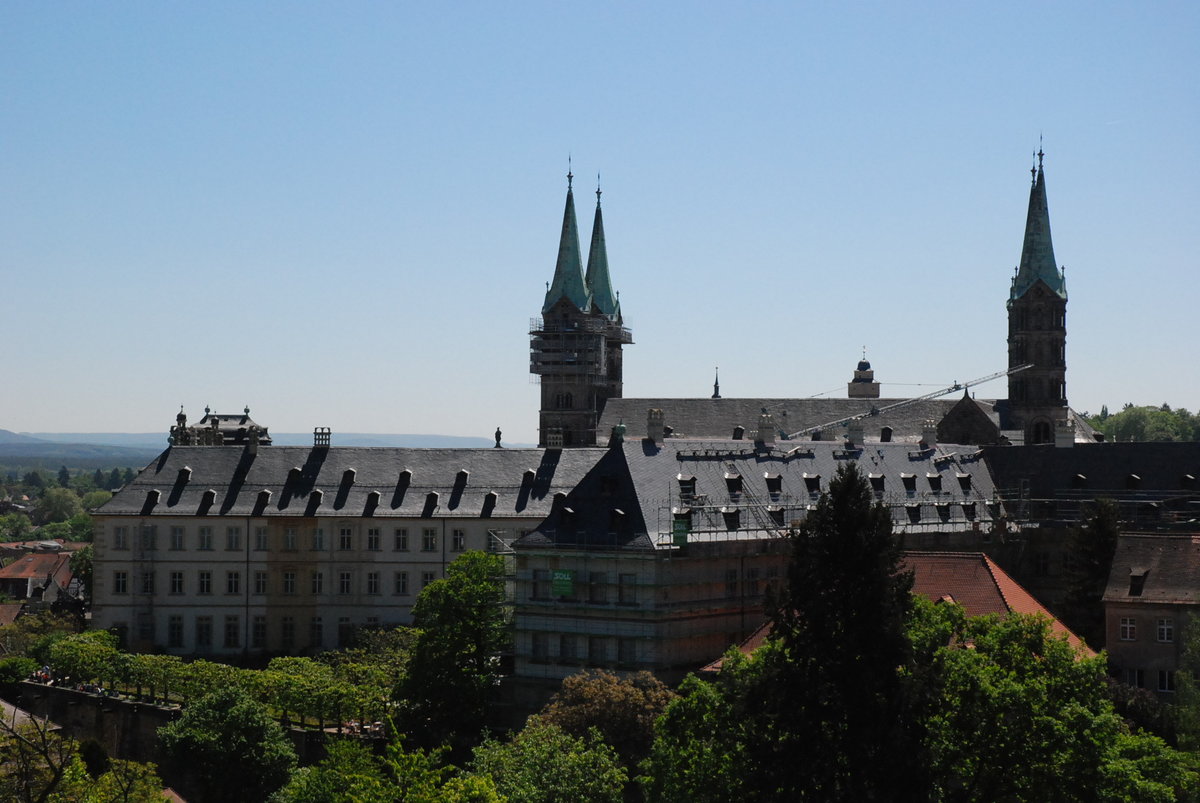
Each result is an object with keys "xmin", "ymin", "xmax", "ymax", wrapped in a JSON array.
[
  {"xmin": 585, "ymin": 184, "xmax": 620, "ymax": 320},
  {"xmin": 1103, "ymin": 534, "xmax": 1200, "ymax": 606},
  {"xmin": 1009, "ymin": 151, "xmax": 1067, "ymax": 303},
  {"xmin": 542, "ymin": 173, "xmax": 592, "ymax": 314}
]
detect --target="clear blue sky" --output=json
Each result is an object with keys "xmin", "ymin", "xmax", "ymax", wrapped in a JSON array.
[{"xmin": 3, "ymin": 2, "xmax": 1197, "ymax": 444}]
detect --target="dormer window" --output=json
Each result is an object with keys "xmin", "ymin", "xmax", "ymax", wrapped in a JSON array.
[
  {"xmin": 868, "ymin": 474, "xmax": 884, "ymax": 495},
  {"xmin": 927, "ymin": 473, "xmax": 942, "ymax": 493},
  {"xmin": 725, "ymin": 473, "xmax": 743, "ymax": 499},
  {"xmin": 764, "ymin": 473, "xmax": 782, "ymax": 500},
  {"xmin": 901, "ymin": 473, "xmax": 916, "ymax": 495},
  {"xmin": 1127, "ymin": 474, "xmax": 1142, "ymax": 490},
  {"xmin": 957, "ymin": 473, "xmax": 972, "ymax": 492},
  {"xmin": 1129, "ymin": 569, "xmax": 1149, "ymax": 597},
  {"xmin": 1072, "ymin": 473, "xmax": 1088, "ymax": 489},
  {"xmin": 803, "ymin": 473, "xmax": 821, "ymax": 496},
  {"xmin": 678, "ymin": 475, "xmax": 697, "ymax": 501},
  {"xmin": 721, "ymin": 508, "xmax": 741, "ymax": 530},
  {"xmin": 906, "ymin": 504, "xmax": 922, "ymax": 523}
]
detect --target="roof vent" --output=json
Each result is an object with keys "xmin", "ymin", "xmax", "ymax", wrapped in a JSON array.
[
  {"xmin": 309, "ymin": 489, "xmax": 323, "ymax": 506},
  {"xmin": 146, "ymin": 489, "xmax": 160, "ymax": 506},
  {"xmin": 880, "ymin": 426, "xmax": 893, "ymax": 443},
  {"xmin": 342, "ymin": 468, "xmax": 356, "ymax": 485},
  {"xmin": 732, "ymin": 425, "xmax": 745, "ymax": 441},
  {"xmin": 178, "ymin": 466, "xmax": 192, "ymax": 483}
]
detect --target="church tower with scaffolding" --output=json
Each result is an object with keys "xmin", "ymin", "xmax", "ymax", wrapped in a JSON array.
[
  {"xmin": 530, "ymin": 171, "xmax": 633, "ymax": 447},
  {"xmin": 1006, "ymin": 149, "xmax": 1069, "ymax": 445}
]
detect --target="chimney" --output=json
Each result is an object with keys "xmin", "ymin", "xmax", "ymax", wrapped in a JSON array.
[
  {"xmin": 247, "ymin": 426, "xmax": 259, "ymax": 456},
  {"xmin": 647, "ymin": 409, "xmax": 665, "ymax": 445},
  {"xmin": 1055, "ymin": 419, "xmax": 1076, "ymax": 448},
  {"xmin": 846, "ymin": 419, "xmax": 864, "ymax": 447},
  {"xmin": 755, "ymin": 411, "xmax": 776, "ymax": 446},
  {"xmin": 920, "ymin": 419, "xmax": 937, "ymax": 449}
]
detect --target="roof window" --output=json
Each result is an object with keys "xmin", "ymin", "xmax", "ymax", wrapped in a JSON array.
[
  {"xmin": 764, "ymin": 473, "xmax": 782, "ymax": 499},
  {"xmin": 906, "ymin": 504, "xmax": 922, "ymax": 523},
  {"xmin": 956, "ymin": 473, "xmax": 972, "ymax": 492},
  {"xmin": 725, "ymin": 473, "xmax": 743, "ymax": 497},
  {"xmin": 869, "ymin": 474, "xmax": 885, "ymax": 495},
  {"xmin": 677, "ymin": 475, "xmax": 697, "ymax": 500},
  {"xmin": 901, "ymin": 473, "xmax": 916, "ymax": 494},
  {"xmin": 803, "ymin": 473, "xmax": 821, "ymax": 494},
  {"xmin": 927, "ymin": 473, "xmax": 942, "ymax": 493},
  {"xmin": 721, "ymin": 508, "xmax": 741, "ymax": 530}
]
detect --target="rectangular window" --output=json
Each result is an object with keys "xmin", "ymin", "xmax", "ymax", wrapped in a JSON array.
[
  {"xmin": 724, "ymin": 568, "xmax": 738, "ymax": 599},
  {"xmin": 254, "ymin": 527, "xmax": 268, "ymax": 551},
  {"xmin": 140, "ymin": 571, "xmax": 155, "ymax": 595},
  {"xmin": 452, "ymin": 529, "xmax": 466, "ymax": 551},
  {"xmin": 167, "ymin": 616, "xmax": 183, "ymax": 649},
  {"xmin": 366, "ymin": 528, "xmax": 381, "ymax": 551},
  {"xmin": 422, "ymin": 571, "xmax": 436, "ymax": 589},
  {"xmin": 747, "ymin": 567, "xmax": 761, "ymax": 597},
  {"xmin": 137, "ymin": 613, "xmax": 154, "ymax": 642},
  {"xmin": 281, "ymin": 617, "xmax": 295, "ymax": 649},
  {"xmin": 531, "ymin": 632, "xmax": 548, "ymax": 662},
  {"xmin": 1158, "ymin": 618, "xmax": 1175, "ymax": 643},
  {"xmin": 198, "ymin": 527, "xmax": 213, "ymax": 551},
  {"xmin": 170, "ymin": 526, "xmax": 185, "ymax": 551},
  {"xmin": 366, "ymin": 616, "xmax": 379, "ymax": 628},
  {"xmin": 339, "ymin": 571, "xmax": 352, "ymax": 595},
  {"xmin": 310, "ymin": 616, "xmax": 323, "ymax": 649},
  {"xmin": 226, "ymin": 571, "xmax": 240, "ymax": 595},
  {"xmin": 422, "ymin": 528, "xmax": 437, "ymax": 552},
  {"xmin": 113, "ymin": 571, "xmax": 128, "ymax": 594},
  {"xmin": 394, "ymin": 528, "xmax": 409, "ymax": 551},
  {"xmin": 619, "ymin": 573, "xmax": 637, "ymax": 605},
  {"xmin": 367, "ymin": 571, "xmax": 380, "ymax": 595},
  {"xmin": 589, "ymin": 572, "xmax": 607, "ymax": 604},
  {"xmin": 532, "ymin": 569, "xmax": 549, "ymax": 600},
  {"xmin": 588, "ymin": 636, "xmax": 606, "ymax": 664},
  {"xmin": 169, "ymin": 571, "xmax": 184, "ymax": 595},
  {"xmin": 311, "ymin": 529, "xmax": 325, "ymax": 551},
  {"xmin": 198, "ymin": 570, "xmax": 212, "ymax": 595},
  {"xmin": 1159, "ymin": 670, "xmax": 1176, "ymax": 693},
  {"xmin": 195, "ymin": 616, "xmax": 212, "ymax": 648},
  {"xmin": 113, "ymin": 526, "xmax": 129, "ymax": 550},
  {"xmin": 618, "ymin": 638, "xmax": 637, "ymax": 666},
  {"xmin": 391, "ymin": 571, "xmax": 408, "ymax": 595},
  {"xmin": 224, "ymin": 616, "xmax": 239, "ymax": 648},
  {"xmin": 140, "ymin": 526, "xmax": 157, "ymax": 551},
  {"xmin": 311, "ymin": 571, "xmax": 324, "ymax": 595},
  {"xmin": 282, "ymin": 571, "xmax": 296, "ymax": 595},
  {"xmin": 1126, "ymin": 668, "xmax": 1144, "ymax": 688},
  {"xmin": 560, "ymin": 633, "xmax": 577, "ymax": 663},
  {"xmin": 283, "ymin": 528, "xmax": 297, "ymax": 551},
  {"xmin": 251, "ymin": 616, "xmax": 266, "ymax": 649},
  {"xmin": 254, "ymin": 570, "xmax": 268, "ymax": 595},
  {"xmin": 339, "ymin": 527, "xmax": 353, "ymax": 551},
  {"xmin": 225, "ymin": 526, "xmax": 241, "ymax": 551},
  {"xmin": 1120, "ymin": 617, "xmax": 1137, "ymax": 641}
]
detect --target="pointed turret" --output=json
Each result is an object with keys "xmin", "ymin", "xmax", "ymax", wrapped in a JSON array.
[
  {"xmin": 586, "ymin": 181, "xmax": 621, "ymax": 319},
  {"xmin": 1009, "ymin": 150, "xmax": 1067, "ymax": 304},
  {"xmin": 542, "ymin": 172, "xmax": 592, "ymax": 314}
]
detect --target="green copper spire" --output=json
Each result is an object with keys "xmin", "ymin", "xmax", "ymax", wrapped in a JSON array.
[
  {"xmin": 585, "ymin": 178, "xmax": 621, "ymax": 319},
  {"xmin": 543, "ymin": 170, "xmax": 592, "ymax": 314},
  {"xmin": 1010, "ymin": 149, "xmax": 1067, "ymax": 303}
]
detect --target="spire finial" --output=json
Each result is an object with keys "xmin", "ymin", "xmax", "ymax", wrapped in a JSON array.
[
  {"xmin": 862, "ymin": 345, "xmax": 867, "ymax": 361},
  {"xmin": 567, "ymin": 155, "xmax": 573, "ymax": 190},
  {"xmin": 712, "ymin": 366, "xmax": 721, "ymax": 399},
  {"xmin": 596, "ymin": 172, "xmax": 601, "ymax": 206}
]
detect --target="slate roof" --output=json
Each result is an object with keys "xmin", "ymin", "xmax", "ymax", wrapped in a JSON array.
[
  {"xmin": 1010, "ymin": 157, "xmax": 1067, "ymax": 303},
  {"xmin": 519, "ymin": 437, "xmax": 1001, "ymax": 551},
  {"xmin": 1103, "ymin": 534, "xmax": 1200, "ymax": 606},
  {"xmin": 904, "ymin": 551, "xmax": 1089, "ymax": 652},
  {"xmin": 598, "ymin": 397, "xmax": 1000, "ymax": 446},
  {"xmin": 983, "ymin": 442, "xmax": 1200, "ymax": 501},
  {"xmin": 97, "ymin": 445, "xmax": 606, "ymax": 520}
]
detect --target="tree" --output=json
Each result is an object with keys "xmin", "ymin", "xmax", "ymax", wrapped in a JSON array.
[
  {"xmin": 471, "ymin": 717, "xmax": 626, "ymax": 803},
  {"xmin": 91, "ymin": 469, "xmax": 105, "ymax": 490},
  {"xmin": 1063, "ymin": 498, "xmax": 1121, "ymax": 648},
  {"xmin": 761, "ymin": 461, "xmax": 921, "ymax": 799},
  {"xmin": 57, "ymin": 466, "xmax": 70, "ymax": 488},
  {"xmin": 910, "ymin": 599, "xmax": 1197, "ymax": 802},
  {"xmin": 34, "ymin": 487, "xmax": 81, "ymax": 525},
  {"xmin": 157, "ymin": 685, "xmax": 297, "ymax": 803},
  {"xmin": 107, "ymin": 469, "xmax": 122, "ymax": 490},
  {"xmin": 122, "ymin": 467, "xmax": 135, "ymax": 486},
  {"xmin": 0, "ymin": 511, "xmax": 32, "ymax": 541},
  {"xmin": 538, "ymin": 669, "xmax": 675, "ymax": 771},
  {"xmin": 79, "ymin": 491, "xmax": 111, "ymax": 512},
  {"xmin": 397, "ymin": 551, "xmax": 509, "ymax": 750}
]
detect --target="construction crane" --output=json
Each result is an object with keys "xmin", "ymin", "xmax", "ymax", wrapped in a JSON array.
[{"xmin": 781, "ymin": 364, "xmax": 1033, "ymax": 442}]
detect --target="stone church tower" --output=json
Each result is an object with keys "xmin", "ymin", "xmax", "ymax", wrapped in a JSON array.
[
  {"xmin": 1006, "ymin": 150, "xmax": 1068, "ymax": 445},
  {"xmin": 530, "ymin": 172, "xmax": 633, "ymax": 447}
]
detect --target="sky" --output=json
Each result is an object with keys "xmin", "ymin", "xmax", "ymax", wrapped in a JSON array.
[{"xmin": 2, "ymin": 2, "xmax": 1197, "ymax": 445}]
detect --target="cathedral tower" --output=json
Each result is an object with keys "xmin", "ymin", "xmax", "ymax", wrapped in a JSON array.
[
  {"xmin": 530, "ymin": 173, "xmax": 633, "ymax": 447},
  {"xmin": 1007, "ymin": 149, "xmax": 1068, "ymax": 445}
]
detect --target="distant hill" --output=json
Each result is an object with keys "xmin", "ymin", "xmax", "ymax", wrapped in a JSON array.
[{"xmin": 1, "ymin": 429, "xmax": 534, "ymax": 475}]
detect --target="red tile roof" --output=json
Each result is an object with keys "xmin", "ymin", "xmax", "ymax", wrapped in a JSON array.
[
  {"xmin": 702, "ymin": 550, "xmax": 1092, "ymax": 673},
  {"xmin": 0, "ymin": 552, "xmax": 71, "ymax": 582}
]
